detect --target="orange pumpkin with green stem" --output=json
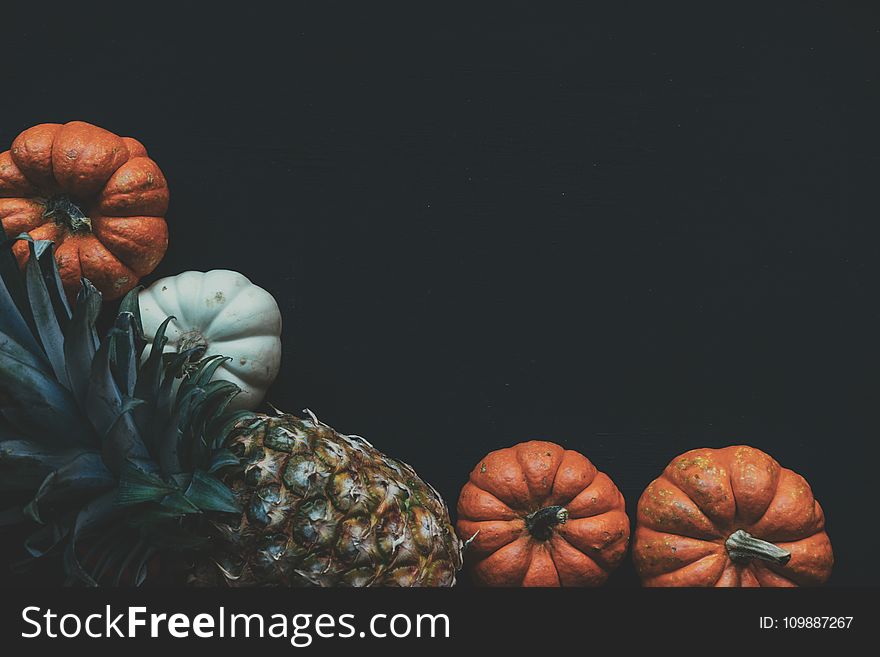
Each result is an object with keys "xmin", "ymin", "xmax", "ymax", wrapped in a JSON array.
[
  {"xmin": 456, "ymin": 441, "xmax": 629, "ymax": 586},
  {"xmin": 0, "ymin": 121, "xmax": 169, "ymax": 300},
  {"xmin": 633, "ymin": 445, "xmax": 833, "ymax": 586}
]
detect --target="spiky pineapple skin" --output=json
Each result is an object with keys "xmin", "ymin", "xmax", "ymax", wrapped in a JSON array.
[{"xmin": 190, "ymin": 412, "xmax": 461, "ymax": 587}]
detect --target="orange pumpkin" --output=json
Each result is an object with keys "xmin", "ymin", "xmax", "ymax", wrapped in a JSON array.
[
  {"xmin": 0, "ymin": 121, "xmax": 169, "ymax": 300},
  {"xmin": 633, "ymin": 445, "xmax": 833, "ymax": 587},
  {"xmin": 456, "ymin": 441, "xmax": 629, "ymax": 586}
]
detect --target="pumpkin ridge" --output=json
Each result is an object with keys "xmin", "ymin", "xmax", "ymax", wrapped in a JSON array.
[
  {"xmin": 565, "ymin": 505, "xmax": 623, "ymax": 523},
  {"xmin": 12, "ymin": 123, "xmax": 62, "ymax": 190},
  {"xmin": 645, "ymin": 474, "xmax": 726, "ymax": 539},
  {"xmin": 143, "ymin": 293, "xmax": 181, "ymax": 336},
  {"xmin": 213, "ymin": 357, "xmax": 266, "ymax": 388},
  {"xmin": 205, "ymin": 326, "xmax": 282, "ymax": 345},
  {"xmin": 768, "ymin": 532, "xmax": 833, "ymax": 586},
  {"xmin": 547, "ymin": 449, "xmax": 598, "ymax": 507},
  {"xmin": 722, "ymin": 449, "xmax": 743, "ymax": 528},
  {"xmin": 664, "ymin": 449, "xmax": 737, "ymax": 529},
  {"xmin": 713, "ymin": 560, "xmax": 740, "ymax": 587},
  {"xmin": 45, "ymin": 124, "xmax": 60, "ymax": 187},
  {"xmin": 198, "ymin": 283, "xmax": 254, "ymax": 336},
  {"xmin": 517, "ymin": 547, "xmax": 531, "ymax": 586},
  {"xmin": 644, "ymin": 552, "xmax": 727, "ymax": 587},
  {"xmin": 564, "ymin": 472, "xmax": 625, "ymax": 519},
  {"xmin": 0, "ymin": 151, "xmax": 40, "ymax": 196},
  {"xmin": 745, "ymin": 468, "xmax": 824, "ymax": 541},
  {"xmin": 77, "ymin": 236, "xmax": 138, "ymax": 300},
  {"xmin": 547, "ymin": 533, "xmax": 608, "ymax": 586},
  {"xmin": 13, "ymin": 167, "xmax": 48, "ymax": 198},
  {"xmin": 93, "ymin": 216, "xmax": 158, "ymax": 275},
  {"xmin": 53, "ymin": 122, "xmax": 132, "ymax": 198},
  {"xmin": 0, "ymin": 198, "xmax": 46, "ymax": 235},
  {"xmin": 557, "ymin": 512, "xmax": 630, "ymax": 570},
  {"xmin": 513, "ymin": 441, "xmax": 565, "ymax": 503},
  {"xmin": 97, "ymin": 157, "xmax": 169, "ymax": 217},
  {"xmin": 768, "ymin": 527, "xmax": 827, "ymax": 544},
  {"xmin": 471, "ymin": 480, "xmax": 523, "ymax": 518},
  {"xmin": 521, "ymin": 544, "xmax": 559, "ymax": 586},
  {"xmin": 542, "ymin": 548, "xmax": 561, "ymax": 587},
  {"xmin": 458, "ymin": 482, "xmax": 519, "ymax": 521},
  {"xmin": 561, "ymin": 537, "xmax": 623, "ymax": 572},
  {"xmin": 750, "ymin": 562, "xmax": 799, "ymax": 587},
  {"xmin": 456, "ymin": 518, "xmax": 523, "ymax": 555},
  {"xmin": 723, "ymin": 445, "xmax": 781, "ymax": 526},
  {"xmin": 759, "ymin": 565, "xmax": 807, "ymax": 588},
  {"xmin": 739, "ymin": 564, "xmax": 762, "ymax": 587},
  {"xmin": 206, "ymin": 339, "xmax": 281, "ymax": 388},
  {"xmin": 471, "ymin": 535, "xmax": 532, "ymax": 586},
  {"xmin": 548, "ymin": 532, "xmax": 602, "ymax": 573},
  {"xmin": 194, "ymin": 267, "xmax": 211, "ymax": 326},
  {"xmin": 67, "ymin": 239, "xmax": 84, "ymax": 292},
  {"xmin": 633, "ymin": 527, "xmax": 723, "ymax": 577},
  {"xmin": 561, "ymin": 507, "xmax": 627, "ymax": 527},
  {"xmin": 467, "ymin": 450, "xmax": 531, "ymax": 511}
]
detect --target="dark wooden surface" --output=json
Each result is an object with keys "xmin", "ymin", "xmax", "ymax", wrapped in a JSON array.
[{"xmin": 2, "ymin": 2, "xmax": 878, "ymax": 586}]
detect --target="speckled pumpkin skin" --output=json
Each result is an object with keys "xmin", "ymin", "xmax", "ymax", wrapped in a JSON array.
[
  {"xmin": 0, "ymin": 121, "xmax": 169, "ymax": 300},
  {"xmin": 633, "ymin": 445, "xmax": 833, "ymax": 587},
  {"xmin": 456, "ymin": 441, "xmax": 629, "ymax": 587}
]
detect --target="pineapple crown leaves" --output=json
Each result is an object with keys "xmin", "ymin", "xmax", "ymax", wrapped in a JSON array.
[{"xmin": 0, "ymin": 233, "xmax": 250, "ymax": 585}]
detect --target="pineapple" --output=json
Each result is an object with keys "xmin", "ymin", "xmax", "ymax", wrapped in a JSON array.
[
  {"xmin": 191, "ymin": 411, "xmax": 461, "ymax": 586},
  {"xmin": 0, "ymin": 235, "xmax": 461, "ymax": 586}
]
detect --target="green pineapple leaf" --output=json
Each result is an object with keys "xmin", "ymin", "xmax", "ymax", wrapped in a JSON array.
[
  {"xmin": 32, "ymin": 237, "xmax": 72, "ymax": 322},
  {"xmin": 64, "ymin": 280, "xmax": 102, "ymax": 406},
  {"xmin": 0, "ymin": 232, "xmax": 37, "ymax": 336},
  {"xmin": 207, "ymin": 448, "xmax": 240, "ymax": 473},
  {"xmin": 23, "ymin": 452, "xmax": 114, "ymax": 524},
  {"xmin": 112, "ymin": 541, "xmax": 156, "ymax": 587},
  {"xmin": 88, "ymin": 315, "xmax": 149, "ymax": 473},
  {"xmin": 1, "ymin": 233, "xmax": 245, "ymax": 586},
  {"xmin": 116, "ymin": 461, "xmax": 174, "ymax": 506},
  {"xmin": 0, "ymin": 259, "xmax": 50, "ymax": 374},
  {"xmin": 23, "ymin": 517, "xmax": 70, "ymax": 558},
  {"xmin": 208, "ymin": 410, "xmax": 255, "ymax": 451},
  {"xmin": 181, "ymin": 470, "xmax": 240, "ymax": 514},
  {"xmin": 0, "ymin": 349, "xmax": 92, "ymax": 445},
  {"xmin": 117, "ymin": 285, "xmax": 145, "ymax": 340},
  {"xmin": 0, "ymin": 439, "xmax": 92, "ymax": 491},
  {"xmin": 109, "ymin": 312, "xmax": 139, "ymax": 398},
  {"xmin": 131, "ymin": 315, "xmax": 175, "ymax": 444},
  {"xmin": 63, "ymin": 491, "xmax": 119, "ymax": 586},
  {"xmin": 23, "ymin": 239, "xmax": 70, "ymax": 388}
]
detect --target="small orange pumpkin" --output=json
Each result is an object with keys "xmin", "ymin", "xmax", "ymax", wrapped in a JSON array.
[
  {"xmin": 456, "ymin": 441, "xmax": 629, "ymax": 586},
  {"xmin": 633, "ymin": 445, "xmax": 833, "ymax": 587},
  {"xmin": 0, "ymin": 121, "xmax": 169, "ymax": 300}
]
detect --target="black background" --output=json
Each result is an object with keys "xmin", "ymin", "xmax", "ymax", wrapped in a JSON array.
[{"xmin": 2, "ymin": 1, "xmax": 879, "ymax": 588}]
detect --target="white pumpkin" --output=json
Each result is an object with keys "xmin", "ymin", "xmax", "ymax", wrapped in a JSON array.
[{"xmin": 138, "ymin": 270, "xmax": 282, "ymax": 411}]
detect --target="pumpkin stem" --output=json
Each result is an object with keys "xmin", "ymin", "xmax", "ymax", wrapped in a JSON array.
[
  {"xmin": 179, "ymin": 330, "xmax": 209, "ymax": 359},
  {"xmin": 725, "ymin": 529, "xmax": 791, "ymax": 566},
  {"xmin": 177, "ymin": 330, "xmax": 210, "ymax": 377},
  {"xmin": 43, "ymin": 195, "xmax": 92, "ymax": 233},
  {"xmin": 525, "ymin": 505, "xmax": 568, "ymax": 541}
]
